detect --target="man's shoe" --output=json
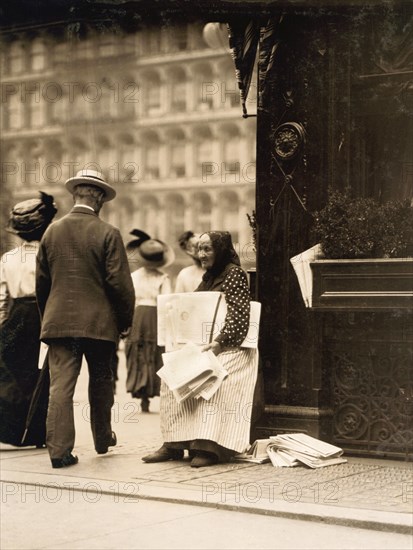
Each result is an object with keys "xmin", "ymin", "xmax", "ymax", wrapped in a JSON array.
[
  {"xmin": 142, "ymin": 445, "xmax": 184, "ymax": 463},
  {"xmin": 51, "ymin": 452, "xmax": 78, "ymax": 469},
  {"xmin": 96, "ymin": 431, "xmax": 117, "ymax": 455},
  {"xmin": 190, "ymin": 452, "xmax": 218, "ymax": 468}
]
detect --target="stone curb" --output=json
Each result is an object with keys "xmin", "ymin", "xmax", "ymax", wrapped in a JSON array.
[{"xmin": 2, "ymin": 470, "xmax": 412, "ymax": 535}]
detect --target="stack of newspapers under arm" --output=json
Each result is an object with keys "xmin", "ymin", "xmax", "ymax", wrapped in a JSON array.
[
  {"xmin": 156, "ymin": 292, "xmax": 261, "ymax": 404},
  {"xmin": 157, "ymin": 291, "xmax": 261, "ymax": 352},
  {"xmin": 157, "ymin": 342, "xmax": 229, "ymax": 404},
  {"xmin": 234, "ymin": 433, "xmax": 347, "ymax": 469}
]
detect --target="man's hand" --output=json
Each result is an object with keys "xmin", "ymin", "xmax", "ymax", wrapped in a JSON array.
[{"xmin": 201, "ymin": 340, "xmax": 222, "ymax": 356}]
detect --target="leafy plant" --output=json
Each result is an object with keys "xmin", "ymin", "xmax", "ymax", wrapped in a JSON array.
[{"xmin": 313, "ymin": 187, "xmax": 413, "ymax": 259}]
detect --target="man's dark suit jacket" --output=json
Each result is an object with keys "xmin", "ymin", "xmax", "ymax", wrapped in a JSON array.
[{"xmin": 36, "ymin": 206, "xmax": 135, "ymax": 343}]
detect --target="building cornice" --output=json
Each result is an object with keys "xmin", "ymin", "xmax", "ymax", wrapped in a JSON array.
[{"xmin": 2, "ymin": 0, "xmax": 410, "ymax": 34}]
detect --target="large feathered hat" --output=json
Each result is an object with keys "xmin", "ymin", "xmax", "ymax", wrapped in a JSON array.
[
  {"xmin": 6, "ymin": 192, "xmax": 57, "ymax": 241},
  {"xmin": 126, "ymin": 229, "xmax": 175, "ymax": 268}
]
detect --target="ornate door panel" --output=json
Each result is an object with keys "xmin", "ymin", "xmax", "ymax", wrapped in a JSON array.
[{"xmin": 325, "ymin": 312, "xmax": 413, "ymax": 458}]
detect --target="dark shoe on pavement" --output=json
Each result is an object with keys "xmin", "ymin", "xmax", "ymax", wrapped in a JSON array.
[
  {"xmin": 142, "ymin": 444, "xmax": 184, "ymax": 463},
  {"xmin": 141, "ymin": 398, "xmax": 150, "ymax": 413},
  {"xmin": 51, "ymin": 452, "xmax": 79, "ymax": 469},
  {"xmin": 190, "ymin": 451, "xmax": 219, "ymax": 468},
  {"xmin": 96, "ymin": 431, "xmax": 117, "ymax": 455}
]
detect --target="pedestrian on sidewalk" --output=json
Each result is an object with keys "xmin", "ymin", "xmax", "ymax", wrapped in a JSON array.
[
  {"xmin": 143, "ymin": 230, "xmax": 259, "ymax": 468},
  {"xmin": 174, "ymin": 231, "xmax": 205, "ymax": 293},
  {"xmin": 0, "ymin": 192, "xmax": 57, "ymax": 447},
  {"xmin": 124, "ymin": 230, "xmax": 174, "ymax": 413},
  {"xmin": 36, "ymin": 170, "xmax": 135, "ymax": 468}
]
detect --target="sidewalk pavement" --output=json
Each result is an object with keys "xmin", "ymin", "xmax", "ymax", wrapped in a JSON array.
[{"xmin": 1, "ymin": 358, "xmax": 412, "ymax": 536}]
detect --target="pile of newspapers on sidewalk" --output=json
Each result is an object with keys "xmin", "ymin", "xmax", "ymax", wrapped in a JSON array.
[
  {"xmin": 234, "ymin": 433, "xmax": 347, "ymax": 469},
  {"xmin": 156, "ymin": 291, "xmax": 261, "ymax": 404}
]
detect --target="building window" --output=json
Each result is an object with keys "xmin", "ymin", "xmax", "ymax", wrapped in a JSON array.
[
  {"xmin": 170, "ymin": 25, "xmax": 188, "ymax": 52},
  {"xmin": 145, "ymin": 29, "xmax": 161, "ymax": 55},
  {"xmin": 219, "ymin": 61, "xmax": 240, "ymax": 108},
  {"xmin": 115, "ymin": 199, "xmax": 134, "ymax": 237},
  {"xmin": 3, "ymin": 92, "xmax": 22, "ymax": 130},
  {"xmin": 192, "ymin": 193, "xmax": 211, "ymax": 233},
  {"xmin": 223, "ymin": 132, "xmax": 240, "ymax": 180},
  {"xmin": 53, "ymin": 41, "xmax": 69, "ymax": 64},
  {"xmin": 147, "ymin": 86, "xmax": 161, "ymax": 114},
  {"xmin": 140, "ymin": 196, "xmax": 160, "ymax": 236},
  {"xmin": 170, "ymin": 142, "xmax": 186, "ymax": 177},
  {"xmin": 3, "ymin": 144, "xmax": 23, "ymax": 188},
  {"xmin": 30, "ymin": 39, "xmax": 47, "ymax": 71},
  {"xmin": 118, "ymin": 134, "xmax": 137, "ymax": 183},
  {"xmin": 193, "ymin": 64, "xmax": 214, "ymax": 111},
  {"xmin": 145, "ymin": 145, "xmax": 160, "ymax": 179},
  {"xmin": 96, "ymin": 136, "xmax": 112, "ymax": 174},
  {"xmin": 43, "ymin": 140, "xmax": 63, "ymax": 184},
  {"xmin": 197, "ymin": 138, "xmax": 213, "ymax": 177},
  {"xmin": 121, "ymin": 77, "xmax": 138, "ymax": 117},
  {"xmin": 9, "ymin": 42, "xmax": 25, "ymax": 74},
  {"xmin": 143, "ymin": 73, "xmax": 162, "ymax": 116},
  {"xmin": 75, "ymin": 39, "xmax": 94, "ymax": 60},
  {"xmin": 95, "ymin": 84, "xmax": 118, "ymax": 120},
  {"xmin": 165, "ymin": 194, "xmax": 185, "ymax": 241},
  {"xmin": 171, "ymin": 79, "xmax": 186, "ymax": 112},
  {"xmin": 47, "ymin": 91, "xmax": 65, "ymax": 125},
  {"xmin": 69, "ymin": 138, "xmax": 89, "ymax": 173},
  {"xmin": 122, "ymin": 33, "xmax": 136, "ymax": 55},
  {"xmin": 218, "ymin": 192, "xmax": 239, "ymax": 244},
  {"xmin": 188, "ymin": 22, "xmax": 208, "ymax": 50},
  {"xmin": 99, "ymin": 35, "xmax": 116, "ymax": 56},
  {"xmin": 23, "ymin": 141, "xmax": 43, "ymax": 187},
  {"xmin": 27, "ymin": 94, "xmax": 44, "ymax": 128}
]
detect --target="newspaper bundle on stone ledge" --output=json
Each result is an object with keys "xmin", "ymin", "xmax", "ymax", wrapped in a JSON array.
[
  {"xmin": 235, "ymin": 433, "xmax": 347, "ymax": 468},
  {"xmin": 156, "ymin": 292, "xmax": 261, "ymax": 403}
]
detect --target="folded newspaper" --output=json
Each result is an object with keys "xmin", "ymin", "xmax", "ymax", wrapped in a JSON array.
[
  {"xmin": 157, "ymin": 291, "xmax": 261, "ymax": 351},
  {"xmin": 234, "ymin": 433, "xmax": 347, "ymax": 469},
  {"xmin": 232, "ymin": 439, "xmax": 272, "ymax": 464},
  {"xmin": 290, "ymin": 244, "xmax": 324, "ymax": 308},
  {"xmin": 157, "ymin": 342, "xmax": 228, "ymax": 404}
]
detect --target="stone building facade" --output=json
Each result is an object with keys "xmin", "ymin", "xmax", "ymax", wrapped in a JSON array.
[{"xmin": 1, "ymin": 22, "xmax": 257, "ymax": 277}]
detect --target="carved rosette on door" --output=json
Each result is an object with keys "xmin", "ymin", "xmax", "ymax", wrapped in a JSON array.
[
  {"xmin": 274, "ymin": 121, "xmax": 305, "ymax": 161},
  {"xmin": 270, "ymin": 121, "xmax": 307, "ymax": 213}
]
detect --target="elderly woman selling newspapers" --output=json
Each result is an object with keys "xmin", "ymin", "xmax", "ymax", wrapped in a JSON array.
[{"xmin": 142, "ymin": 231, "xmax": 259, "ymax": 468}]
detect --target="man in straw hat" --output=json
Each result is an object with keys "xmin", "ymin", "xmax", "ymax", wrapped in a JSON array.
[{"xmin": 36, "ymin": 170, "xmax": 135, "ymax": 468}]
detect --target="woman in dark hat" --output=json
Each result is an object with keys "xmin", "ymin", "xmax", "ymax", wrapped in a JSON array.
[
  {"xmin": 143, "ymin": 231, "xmax": 259, "ymax": 467},
  {"xmin": 124, "ymin": 230, "xmax": 174, "ymax": 413},
  {"xmin": 0, "ymin": 192, "xmax": 57, "ymax": 446}
]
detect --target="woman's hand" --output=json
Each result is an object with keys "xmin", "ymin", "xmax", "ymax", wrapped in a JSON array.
[{"xmin": 201, "ymin": 340, "xmax": 222, "ymax": 356}]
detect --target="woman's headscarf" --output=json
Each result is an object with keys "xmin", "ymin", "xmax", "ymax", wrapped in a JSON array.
[{"xmin": 197, "ymin": 231, "xmax": 241, "ymax": 290}]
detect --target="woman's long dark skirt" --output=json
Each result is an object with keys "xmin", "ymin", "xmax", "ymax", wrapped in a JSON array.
[
  {"xmin": 0, "ymin": 298, "xmax": 48, "ymax": 446},
  {"xmin": 125, "ymin": 305, "xmax": 163, "ymax": 399}
]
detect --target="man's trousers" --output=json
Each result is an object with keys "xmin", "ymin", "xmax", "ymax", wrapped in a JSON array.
[{"xmin": 46, "ymin": 338, "xmax": 116, "ymax": 459}]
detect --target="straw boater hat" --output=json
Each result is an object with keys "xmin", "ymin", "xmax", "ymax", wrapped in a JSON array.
[
  {"xmin": 65, "ymin": 169, "xmax": 116, "ymax": 202},
  {"xmin": 126, "ymin": 229, "xmax": 175, "ymax": 268},
  {"xmin": 6, "ymin": 192, "xmax": 57, "ymax": 241}
]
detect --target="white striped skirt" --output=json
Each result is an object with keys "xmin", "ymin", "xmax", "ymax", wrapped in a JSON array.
[{"xmin": 160, "ymin": 347, "xmax": 259, "ymax": 453}]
